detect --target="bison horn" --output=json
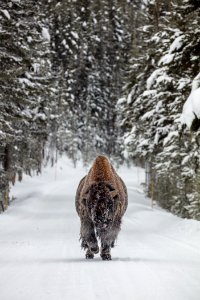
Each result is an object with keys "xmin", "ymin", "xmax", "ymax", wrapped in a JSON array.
[
  {"xmin": 106, "ymin": 183, "xmax": 118, "ymax": 198},
  {"xmin": 106, "ymin": 183, "xmax": 115, "ymax": 191},
  {"xmin": 111, "ymin": 190, "xmax": 118, "ymax": 199}
]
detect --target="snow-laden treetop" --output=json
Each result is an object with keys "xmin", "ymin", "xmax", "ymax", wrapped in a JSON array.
[{"xmin": 181, "ymin": 73, "xmax": 200, "ymax": 129}]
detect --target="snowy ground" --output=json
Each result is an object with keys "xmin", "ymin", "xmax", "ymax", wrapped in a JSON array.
[{"xmin": 0, "ymin": 156, "xmax": 200, "ymax": 300}]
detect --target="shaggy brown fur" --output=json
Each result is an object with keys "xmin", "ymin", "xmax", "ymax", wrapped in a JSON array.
[{"xmin": 75, "ymin": 155, "xmax": 128, "ymax": 260}]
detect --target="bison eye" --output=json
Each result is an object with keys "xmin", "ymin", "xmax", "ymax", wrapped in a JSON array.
[{"xmin": 82, "ymin": 198, "xmax": 87, "ymax": 206}]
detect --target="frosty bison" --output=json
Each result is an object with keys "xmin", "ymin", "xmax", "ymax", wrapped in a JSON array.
[{"xmin": 75, "ymin": 155, "xmax": 128, "ymax": 260}]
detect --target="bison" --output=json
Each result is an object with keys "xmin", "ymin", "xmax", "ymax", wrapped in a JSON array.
[{"xmin": 75, "ymin": 155, "xmax": 128, "ymax": 260}]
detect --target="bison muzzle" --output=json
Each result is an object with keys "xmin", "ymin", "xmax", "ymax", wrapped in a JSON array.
[{"xmin": 75, "ymin": 155, "xmax": 128, "ymax": 260}]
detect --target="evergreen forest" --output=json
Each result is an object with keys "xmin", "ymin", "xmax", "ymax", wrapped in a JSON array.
[{"xmin": 1, "ymin": 0, "xmax": 200, "ymax": 221}]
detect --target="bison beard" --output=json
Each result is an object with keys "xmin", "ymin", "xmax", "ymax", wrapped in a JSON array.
[{"xmin": 75, "ymin": 156, "xmax": 128, "ymax": 260}]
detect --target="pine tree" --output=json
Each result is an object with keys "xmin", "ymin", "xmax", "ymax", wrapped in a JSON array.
[
  {"xmin": 0, "ymin": 0, "xmax": 135, "ymax": 210},
  {"xmin": 118, "ymin": 0, "xmax": 200, "ymax": 220},
  {"xmin": 47, "ymin": 0, "xmax": 134, "ymax": 161},
  {"xmin": 0, "ymin": 0, "xmax": 55, "ymax": 210}
]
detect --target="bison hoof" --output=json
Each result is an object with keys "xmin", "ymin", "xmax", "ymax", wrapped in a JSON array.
[
  {"xmin": 86, "ymin": 252, "xmax": 94, "ymax": 259},
  {"xmin": 91, "ymin": 246, "xmax": 99, "ymax": 254},
  {"xmin": 101, "ymin": 253, "xmax": 112, "ymax": 261}
]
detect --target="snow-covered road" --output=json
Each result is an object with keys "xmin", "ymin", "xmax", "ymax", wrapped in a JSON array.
[{"xmin": 0, "ymin": 156, "xmax": 200, "ymax": 300}]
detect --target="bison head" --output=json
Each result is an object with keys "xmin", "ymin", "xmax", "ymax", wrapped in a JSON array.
[{"xmin": 83, "ymin": 182, "xmax": 118, "ymax": 230}]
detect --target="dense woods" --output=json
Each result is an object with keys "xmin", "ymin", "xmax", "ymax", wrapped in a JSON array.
[
  {"xmin": 0, "ymin": 0, "xmax": 134, "ymax": 210},
  {"xmin": 0, "ymin": 0, "xmax": 200, "ymax": 220},
  {"xmin": 118, "ymin": 0, "xmax": 200, "ymax": 220}
]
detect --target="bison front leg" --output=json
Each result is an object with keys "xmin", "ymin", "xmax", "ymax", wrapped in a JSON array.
[
  {"xmin": 100, "ymin": 226, "xmax": 121, "ymax": 260},
  {"xmin": 100, "ymin": 243, "xmax": 111, "ymax": 260},
  {"xmin": 80, "ymin": 218, "xmax": 99, "ymax": 259}
]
